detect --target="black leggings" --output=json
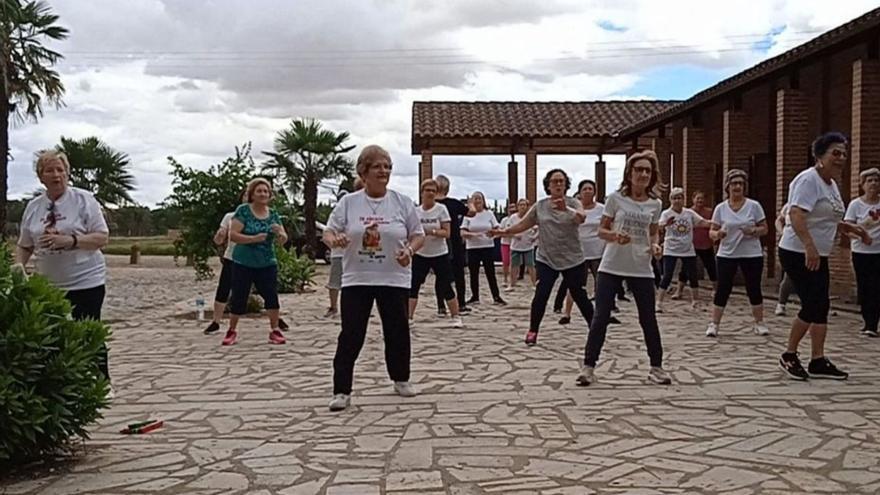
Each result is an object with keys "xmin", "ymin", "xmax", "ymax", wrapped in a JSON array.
[
  {"xmin": 66, "ymin": 285, "xmax": 110, "ymax": 380},
  {"xmin": 228, "ymin": 263, "xmax": 280, "ymax": 315},
  {"xmin": 853, "ymin": 252, "xmax": 880, "ymax": 332},
  {"xmin": 661, "ymin": 256, "xmax": 698, "ymax": 289},
  {"xmin": 679, "ymin": 247, "xmax": 717, "ymax": 282},
  {"xmin": 411, "ymin": 254, "xmax": 455, "ymax": 301},
  {"xmin": 554, "ymin": 258, "xmax": 600, "ymax": 310},
  {"xmin": 779, "ymin": 248, "xmax": 829, "ymax": 324},
  {"xmin": 214, "ymin": 257, "xmax": 234, "ymax": 303},
  {"xmin": 585, "ymin": 273, "xmax": 663, "ymax": 368},
  {"xmin": 467, "ymin": 247, "xmax": 501, "ymax": 301},
  {"xmin": 437, "ymin": 242, "xmax": 467, "ymax": 309},
  {"xmin": 530, "ymin": 261, "xmax": 594, "ymax": 333},
  {"xmin": 333, "ymin": 286, "xmax": 410, "ymax": 394},
  {"xmin": 713, "ymin": 256, "xmax": 764, "ymax": 307}
]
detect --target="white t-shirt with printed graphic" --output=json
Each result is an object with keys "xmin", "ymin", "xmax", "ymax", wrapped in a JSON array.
[
  {"xmin": 845, "ymin": 197, "xmax": 880, "ymax": 254},
  {"xmin": 779, "ymin": 167, "xmax": 845, "ymax": 257},
  {"xmin": 461, "ymin": 210, "xmax": 499, "ymax": 250},
  {"xmin": 326, "ymin": 189, "xmax": 424, "ymax": 289},
  {"xmin": 712, "ymin": 199, "xmax": 766, "ymax": 258},
  {"xmin": 598, "ymin": 192, "xmax": 662, "ymax": 278},
  {"xmin": 18, "ymin": 187, "xmax": 109, "ymax": 291},
  {"xmin": 579, "ymin": 203, "xmax": 606, "ymax": 260},
  {"xmin": 659, "ymin": 207, "xmax": 701, "ymax": 257},
  {"xmin": 416, "ymin": 203, "xmax": 451, "ymax": 258},
  {"xmin": 499, "ymin": 216, "xmax": 513, "ymax": 246}
]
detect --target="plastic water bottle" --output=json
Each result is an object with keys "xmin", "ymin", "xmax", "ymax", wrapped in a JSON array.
[{"xmin": 195, "ymin": 298, "xmax": 206, "ymax": 321}]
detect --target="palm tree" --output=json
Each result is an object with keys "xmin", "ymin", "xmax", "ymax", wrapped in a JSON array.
[
  {"xmin": 264, "ymin": 118, "xmax": 355, "ymax": 258},
  {"xmin": 57, "ymin": 136, "xmax": 136, "ymax": 207},
  {"xmin": 1, "ymin": 0, "xmax": 68, "ymax": 238}
]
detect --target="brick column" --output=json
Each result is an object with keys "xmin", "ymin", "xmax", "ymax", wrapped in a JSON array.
[
  {"xmin": 775, "ymin": 89, "xmax": 809, "ymax": 214},
  {"xmin": 722, "ymin": 109, "xmax": 750, "ymax": 178},
  {"xmin": 419, "ymin": 150, "xmax": 433, "ymax": 187},
  {"xmin": 507, "ymin": 160, "xmax": 518, "ymax": 204},
  {"xmin": 851, "ymin": 58, "xmax": 880, "ymax": 198},
  {"xmin": 526, "ymin": 151, "xmax": 537, "ymax": 204},
  {"xmin": 652, "ymin": 137, "xmax": 673, "ymax": 205},
  {"xmin": 682, "ymin": 126, "xmax": 708, "ymax": 201},
  {"xmin": 595, "ymin": 159, "xmax": 606, "ymax": 202}
]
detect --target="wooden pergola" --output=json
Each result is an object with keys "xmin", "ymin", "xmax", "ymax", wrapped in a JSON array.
[{"xmin": 411, "ymin": 100, "xmax": 680, "ymax": 204}]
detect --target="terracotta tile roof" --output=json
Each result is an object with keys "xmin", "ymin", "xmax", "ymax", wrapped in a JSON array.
[
  {"xmin": 412, "ymin": 100, "xmax": 680, "ymax": 140},
  {"xmin": 618, "ymin": 6, "xmax": 880, "ymax": 139}
]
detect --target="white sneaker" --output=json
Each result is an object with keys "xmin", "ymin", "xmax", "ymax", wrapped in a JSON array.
[
  {"xmin": 753, "ymin": 323, "xmax": 770, "ymax": 336},
  {"xmin": 705, "ymin": 322, "xmax": 718, "ymax": 337},
  {"xmin": 774, "ymin": 303, "xmax": 786, "ymax": 316},
  {"xmin": 575, "ymin": 366, "xmax": 595, "ymax": 386},
  {"xmin": 504, "ymin": 285, "xmax": 514, "ymax": 292},
  {"xmin": 648, "ymin": 367, "xmax": 672, "ymax": 385},
  {"xmin": 450, "ymin": 316, "xmax": 464, "ymax": 328},
  {"xmin": 328, "ymin": 393, "xmax": 351, "ymax": 412},
  {"xmin": 393, "ymin": 381, "xmax": 417, "ymax": 397}
]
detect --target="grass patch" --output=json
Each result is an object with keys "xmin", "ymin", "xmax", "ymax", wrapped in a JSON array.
[{"xmin": 104, "ymin": 236, "xmax": 177, "ymax": 256}]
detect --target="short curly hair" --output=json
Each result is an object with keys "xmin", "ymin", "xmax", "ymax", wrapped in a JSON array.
[{"xmin": 543, "ymin": 169, "xmax": 571, "ymax": 195}]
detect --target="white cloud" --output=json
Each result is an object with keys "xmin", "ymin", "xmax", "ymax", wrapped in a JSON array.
[{"xmin": 8, "ymin": 0, "xmax": 880, "ymax": 208}]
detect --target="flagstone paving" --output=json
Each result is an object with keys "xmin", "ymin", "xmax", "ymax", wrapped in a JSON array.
[{"xmin": 4, "ymin": 255, "xmax": 880, "ymax": 494}]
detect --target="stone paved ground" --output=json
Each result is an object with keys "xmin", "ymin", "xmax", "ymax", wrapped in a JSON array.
[{"xmin": 3, "ymin": 256, "xmax": 880, "ymax": 495}]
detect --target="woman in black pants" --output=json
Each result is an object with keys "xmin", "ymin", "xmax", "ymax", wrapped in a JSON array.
[
  {"xmin": 704, "ymin": 169, "xmax": 770, "ymax": 337},
  {"xmin": 578, "ymin": 150, "xmax": 671, "ymax": 386},
  {"xmin": 323, "ymin": 145, "xmax": 425, "ymax": 411},
  {"xmin": 844, "ymin": 167, "xmax": 880, "ymax": 337},
  {"xmin": 492, "ymin": 169, "xmax": 594, "ymax": 346},
  {"xmin": 461, "ymin": 191, "xmax": 506, "ymax": 305},
  {"xmin": 778, "ymin": 132, "xmax": 869, "ymax": 380}
]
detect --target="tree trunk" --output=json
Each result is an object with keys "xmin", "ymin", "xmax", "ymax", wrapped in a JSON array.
[
  {"xmin": 303, "ymin": 173, "xmax": 319, "ymax": 259},
  {"xmin": 0, "ymin": 57, "xmax": 9, "ymax": 240}
]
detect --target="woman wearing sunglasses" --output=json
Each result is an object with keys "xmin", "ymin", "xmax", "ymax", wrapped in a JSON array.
[{"xmin": 15, "ymin": 151, "xmax": 111, "ymax": 385}]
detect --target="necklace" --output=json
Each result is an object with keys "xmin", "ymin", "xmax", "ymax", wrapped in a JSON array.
[{"xmin": 366, "ymin": 195, "xmax": 387, "ymax": 216}]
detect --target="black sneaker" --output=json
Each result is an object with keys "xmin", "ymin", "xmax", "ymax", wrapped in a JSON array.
[
  {"xmin": 558, "ymin": 316, "xmax": 571, "ymax": 325},
  {"xmin": 467, "ymin": 298, "xmax": 480, "ymax": 306},
  {"xmin": 459, "ymin": 306, "xmax": 472, "ymax": 314},
  {"xmin": 609, "ymin": 316, "xmax": 622, "ymax": 325},
  {"xmin": 553, "ymin": 307, "xmax": 562, "ymax": 314},
  {"xmin": 203, "ymin": 321, "xmax": 221, "ymax": 335},
  {"xmin": 617, "ymin": 294, "xmax": 630, "ymax": 302},
  {"xmin": 278, "ymin": 318, "xmax": 290, "ymax": 331},
  {"xmin": 493, "ymin": 298, "xmax": 507, "ymax": 306},
  {"xmin": 779, "ymin": 353, "xmax": 809, "ymax": 381},
  {"xmin": 864, "ymin": 329, "xmax": 879, "ymax": 338},
  {"xmin": 437, "ymin": 308, "xmax": 447, "ymax": 317},
  {"xmin": 808, "ymin": 357, "xmax": 849, "ymax": 380}
]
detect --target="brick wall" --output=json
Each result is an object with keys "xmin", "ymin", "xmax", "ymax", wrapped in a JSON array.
[
  {"xmin": 525, "ymin": 151, "xmax": 537, "ymax": 204},
  {"xmin": 722, "ymin": 109, "xmax": 751, "ymax": 177},
  {"xmin": 682, "ymin": 126, "xmax": 709, "ymax": 201}
]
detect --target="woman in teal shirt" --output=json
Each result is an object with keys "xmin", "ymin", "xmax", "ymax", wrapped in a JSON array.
[{"xmin": 222, "ymin": 177, "xmax": 288, "ymax": 346}]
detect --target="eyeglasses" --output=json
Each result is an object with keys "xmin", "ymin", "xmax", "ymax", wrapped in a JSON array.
[
  {"xmin": 831, "ymin": 149, "xmax": 848, "ymax": 158},
  {"xmin": 633, "ymin": 166, "xmax": 653, "ymax": 175},
  {"xmin": 46, "ymin": 201, "xmax": 57, "ymax": 229},
  {"xmin": 549, "ymin": 179, "xmax": 566, "ymax": 184}
]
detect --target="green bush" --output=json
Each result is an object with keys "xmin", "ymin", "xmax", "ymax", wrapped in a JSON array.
[
  {"xmin": 102, "ymin": 244, "xmax": 176, "ymax": 256},
  {"xmin": 0, "ymin": 244, "xmax": 110, "ymax": 464},
  {"xmin": 276, "ymin": 247, "xmax": 315, "ymax": 293}
]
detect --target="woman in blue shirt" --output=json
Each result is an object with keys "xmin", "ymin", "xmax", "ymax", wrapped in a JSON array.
[{"xmin": 222, "ymin": 177, "xmax": 288, "ymax": 346}]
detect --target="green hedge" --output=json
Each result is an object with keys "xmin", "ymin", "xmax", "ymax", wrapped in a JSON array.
[{"xmin": 0, "ymin": 244, "xmax": 110, "ymax": 464}]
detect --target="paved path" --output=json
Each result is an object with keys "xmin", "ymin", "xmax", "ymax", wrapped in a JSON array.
[{"xmin": 3, "ymin": 256, "xmax": 880, "ymax": 495}]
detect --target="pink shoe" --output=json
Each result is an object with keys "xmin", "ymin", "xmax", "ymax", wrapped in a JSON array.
[
  {"xmin": 525, "ymin": 331, "xmax": 538, "ymax": 346},
  {"xmin": 221, "ymin": 329, "xmax": 238, "ymax": 346},
  {"xmin": 268, "ymin": 329, "xmax": 286, "ymax": 344}
]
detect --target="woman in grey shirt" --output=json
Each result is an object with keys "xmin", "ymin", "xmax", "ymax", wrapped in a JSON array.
[{"xmin": 493, "ymin": 169, "xmax": 594, "ymax": 346}]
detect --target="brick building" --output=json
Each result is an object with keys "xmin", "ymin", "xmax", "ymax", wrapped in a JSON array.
[{"xmin": 413, "ymin": 7, "xmax": 880, "ymax": 297}]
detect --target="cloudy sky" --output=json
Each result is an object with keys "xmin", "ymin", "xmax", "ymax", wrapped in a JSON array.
[{"xmin": 8, "ymin": 0, "xmax": 879, "ymax": 207}]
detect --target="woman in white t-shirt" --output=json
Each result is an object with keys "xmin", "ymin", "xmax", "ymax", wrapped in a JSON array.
[
  {"xmin": 499, "ymin": 203, "xmax": 517, "ymax": 290},
  {"xmin": 778, "ymin": 132, "xmax": 869, "ymax": 381},
  {"xmin": 506, "ymin": 198, "xmax": 538, "ymax": 289},
  {"xmin": 409, "ymin": 179, "xmax": 463, "ymax": 328},
  {"xmin": 705, "ymin": 169, "xmax": 769, "ymax": 337},
  {"xmin": 578, "ymin": 150, "xmax": 671, "ymax": 386},
  {"xmin": 845, "ymin": 167, "xmax": 880, "ymax": 337},
  {"xmin": 15, "ymin": 151, "xmax": 111, "ymax": 384},
  {"xmin": 657, "ymin": 187, "xmax": 710, "ymax": 311},
  {"xmin": 323, "ymin": 145, "xmax": 425, "ymax": 411},
  {"xmin": 559, "ymin": 179, "xmax": 610, "ymax": 325},
  {"xmin": 461, "ymin": 191, "xmax": 505, "ymax": 305}
]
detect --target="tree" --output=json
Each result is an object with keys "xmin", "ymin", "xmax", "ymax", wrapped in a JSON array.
[
  {"xmin": 1, "ymin": 0, "xmax": 68, "ymax": 238},
  {"xmin": 57, "ymin": 136, "xmax": 136, "ymax": 207},
  {"xmin": 263, "ymin": 118, "xmax": 354, "ymax": 258},
  {"xmin": 162, "ymin": 143, "xmax": 256, "ymax": 280}
]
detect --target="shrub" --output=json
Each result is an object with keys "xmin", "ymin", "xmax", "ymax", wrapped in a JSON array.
[
  {"xmin": 276, "ymin": 247, "xmax": 315, "ymax": 293},
  {"xmin": 0, "ymin": 244, "xmax": 110, "ymax": 464}
]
